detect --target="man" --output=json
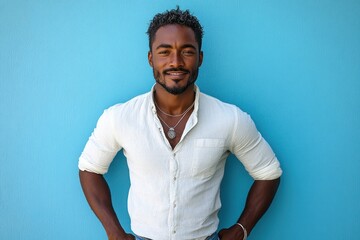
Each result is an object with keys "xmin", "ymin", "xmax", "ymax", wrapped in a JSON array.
[{"xmin": 79, "ymin": 7, "xmax": 282, "ymax": 240}]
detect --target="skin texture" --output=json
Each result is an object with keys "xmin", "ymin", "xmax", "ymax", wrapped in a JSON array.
[
  {"xmin": 79, "ymin": 171, "xmax": 135, "ymax": 240},
  {"xmin": 79, "ymin": 24, "xmax": 280, "ymax": 240},
  {"xmin": 149, "ymin": 24, "xmax": 203, "ymax": 96},
  {"xmin": 218, "ymin": 178, "xmax": 281, "ymax": 239}
]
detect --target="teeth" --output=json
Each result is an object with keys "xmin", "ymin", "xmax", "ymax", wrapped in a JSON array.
[{"xmin": 168, "ymin": 72, "xmax": 186, "ymax": 75}]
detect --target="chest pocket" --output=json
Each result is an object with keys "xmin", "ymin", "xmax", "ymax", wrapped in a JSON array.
[{"xmin": 191, "ymin": 138, "xmax": 226, "ymax": 178}]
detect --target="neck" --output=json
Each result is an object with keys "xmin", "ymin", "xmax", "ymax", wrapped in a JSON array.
[{"xmin": 154, "ymin": 83, "xmax": 195, "ymax": 115}]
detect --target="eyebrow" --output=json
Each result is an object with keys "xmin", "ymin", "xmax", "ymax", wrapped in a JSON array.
[{"xmin": 155, "ymin": 43, "xmax": 197, "ymax": 50}]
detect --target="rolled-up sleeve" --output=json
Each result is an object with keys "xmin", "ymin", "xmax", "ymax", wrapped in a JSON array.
[
  {"xmin": 78, "ymin": 107, "xmax": 121, "ymax": 174},
  {"xmin": 230, "ymin": 108, "xmax": 282, "ymax": 180}
]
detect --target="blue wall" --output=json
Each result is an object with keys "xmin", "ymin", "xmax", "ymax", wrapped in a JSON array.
[{"xmin": 1, "ymin": 1, "xmax": 359, "ymax": 239}]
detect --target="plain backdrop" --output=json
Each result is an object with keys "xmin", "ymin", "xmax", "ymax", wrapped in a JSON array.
[{"xmin": 1, "ymin": 0, "xmax": 359, "ymax": 239}]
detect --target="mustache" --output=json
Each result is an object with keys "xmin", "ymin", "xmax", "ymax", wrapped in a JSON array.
[{"xmin": 163, "ymin": 68, "xmax": 190, "ymax": 74}]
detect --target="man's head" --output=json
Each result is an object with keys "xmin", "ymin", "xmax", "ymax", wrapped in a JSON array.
[
  {"xmin": 147, "ymin": 6, "xmax": 204, "ymax": 52},
  {"xmin": 147, "ymin": 7, "xmax": 204, "ymax": 95}
]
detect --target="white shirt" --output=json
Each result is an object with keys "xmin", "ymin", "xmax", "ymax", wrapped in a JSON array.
[{"xmin": 79, "ymin": 86, "xmax": 282, "ymax": 240}]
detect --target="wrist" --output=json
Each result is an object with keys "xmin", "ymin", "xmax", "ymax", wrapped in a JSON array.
[
  {"xmin": 235, "ymin": 223, "xmax": 247, "ymax": 240},
  {"xmin": 106, "ymin": 227, "xmax": 127, "ymax": 239}
]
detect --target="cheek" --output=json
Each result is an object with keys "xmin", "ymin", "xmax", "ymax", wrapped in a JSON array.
[
  {"xmin": 152, "ymin": 56, "xmax": 167, "ymax": 65},
  {"xmin": 152, "ymin": 68, "xmax": 162, "ymax": 80},
  {"xmin": 152, "ymin": 64, "xmax": 163, "ymax": 75},
  {"xmin": 187, "ymin": 58, "xmax": 200, "ymax": 69}
]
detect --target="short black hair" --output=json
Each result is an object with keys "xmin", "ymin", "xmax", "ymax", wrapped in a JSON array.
[{"xmin": 146, "ymin": 6, "xmax": 204, "ymax": 51}]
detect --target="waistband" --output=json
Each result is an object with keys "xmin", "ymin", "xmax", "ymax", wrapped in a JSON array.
[{"xmin": 135, "ymin": 232, "xmax": 219, "ymax": 240}]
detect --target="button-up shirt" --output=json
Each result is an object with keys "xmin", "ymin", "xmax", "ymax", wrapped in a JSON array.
[{"xmin": 79, "ymin": 86, "xmax": 282, "ymax": 240}]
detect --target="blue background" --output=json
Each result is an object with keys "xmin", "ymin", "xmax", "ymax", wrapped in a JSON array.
[{"xmin": 1, "ymin": 0, "xmax": 359, "ymax": 239}]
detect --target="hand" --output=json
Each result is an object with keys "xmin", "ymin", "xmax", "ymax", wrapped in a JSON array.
[{"xmin": 218, "ymin": 224, "xmax": 244, "ymax": 240}]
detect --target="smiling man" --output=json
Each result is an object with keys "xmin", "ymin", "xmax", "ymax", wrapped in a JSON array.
[
  {"xmin": 150, "ymin": 24, "xmax": 202, "ymax": 96},
  {"xmin": 79, "ymin": 7, "xmax": 282, "ymax": 240}
]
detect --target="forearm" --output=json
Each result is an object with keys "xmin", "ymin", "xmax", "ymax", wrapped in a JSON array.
[
  {"xmin": 79, "ymin": 170, "xmax": 128, "ymax": 239},
  {"xmin": 238, "ymin": 178, "xmax": 281, "ymax": 235},
  {"xmin": 218, "ymin": 178, "xmax": 280, "ymax": 239}
]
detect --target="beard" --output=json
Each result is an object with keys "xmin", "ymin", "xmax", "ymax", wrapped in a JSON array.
[{"xmin": 153, "ymin": 67, "xmax": 199, "ymax": 95}]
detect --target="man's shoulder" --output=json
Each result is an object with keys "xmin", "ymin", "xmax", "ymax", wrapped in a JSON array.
[
  {"xmin": 199, "ymin": 92, "xmax": 240, "ymax": 112},
  {"xmin": 198, "ymin": 92, "xmax": 252, "ymax": 126}
]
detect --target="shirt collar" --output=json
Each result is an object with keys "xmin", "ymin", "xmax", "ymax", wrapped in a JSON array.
[{"xmin": 149, "ymin": 84, "xmax": 200, "ymax": 116}]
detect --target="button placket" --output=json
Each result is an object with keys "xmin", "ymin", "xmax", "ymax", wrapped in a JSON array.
[{"xmin": 169, "ymin": 152, "xmax": 179, "ymax": 238}]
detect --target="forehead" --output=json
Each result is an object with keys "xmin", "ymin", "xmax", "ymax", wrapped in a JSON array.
[{"xmin": 152, "ymin": 24, "xmax": 198, "ymax": 48}]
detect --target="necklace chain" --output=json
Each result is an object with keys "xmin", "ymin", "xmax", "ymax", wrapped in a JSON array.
[
  {"xmin": 156, "ymin": 101, "xmax": 195, "ymax": 139},
  {"xmin": 154, "ymin": 100, "xmax": 194, "ymax": 117}
]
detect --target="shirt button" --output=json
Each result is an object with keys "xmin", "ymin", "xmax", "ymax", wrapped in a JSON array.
[
  {"xmin": 173, "ymin": 230, "xmax": 176, "ymax": 234},
  {"xmin": 173, "ymin": 176, "xmax": 177, "ymax": 181}
]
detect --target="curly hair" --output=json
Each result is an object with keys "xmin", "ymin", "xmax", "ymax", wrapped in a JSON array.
[{"xmin": 146, "ymin": 6, "xmax": 204, "ymax": 52}]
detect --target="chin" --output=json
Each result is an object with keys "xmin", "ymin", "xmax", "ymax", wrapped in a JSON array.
[
  {"xmin": 154, "ymin": 71, "xmax": 197, "ymax": 95},
  {"xmin": 165, "ymin": 86, "xmax": 188, "ymax": 95},
  {"xmin": 156, "ymin": 81, "xmax": 191, "ymax": 95}
]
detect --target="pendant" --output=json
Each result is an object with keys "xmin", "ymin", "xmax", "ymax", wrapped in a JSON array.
[{"xmin": 167, "ymin": 128, "xmax": 176, "ymax": 139}]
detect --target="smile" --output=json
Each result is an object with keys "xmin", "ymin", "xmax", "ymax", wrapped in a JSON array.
[{"xmin": 166, "ymin": 71, "xmax": 188, "ymax": 76}]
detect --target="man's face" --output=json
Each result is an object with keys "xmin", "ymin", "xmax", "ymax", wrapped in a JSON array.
[{"xmin": 148, "ymin": 24, "xmax": 203, "ymax": 95}]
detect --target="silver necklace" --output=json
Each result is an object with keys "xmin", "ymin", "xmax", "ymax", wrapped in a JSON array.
[
  {"xmin": 154, "ymin": 101, "xmax": 194, "ymax": 117},
  {"xmin": 156, "ymin": 102, "xmax": 194, "ymax": 139}
]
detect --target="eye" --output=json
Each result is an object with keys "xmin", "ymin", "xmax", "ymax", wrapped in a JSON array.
[
  {"xmin": 182, "ymin": 50, "xmax": 195, "ymax": 56},
  {"xmin": 158, "ymin": 50, "xmax": 169, "ymax": 55}
]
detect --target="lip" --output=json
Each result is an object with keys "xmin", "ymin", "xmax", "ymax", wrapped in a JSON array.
[
  {"xmin": 165, "ymin": 71, "xmax": 189, "ymax": 80},
  {"xmin": 167, "ymin": 71, "xmax": 188, "ymax": 75}
]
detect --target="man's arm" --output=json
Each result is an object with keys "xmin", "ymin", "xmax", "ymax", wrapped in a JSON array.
[
  {"xmin": 79, "ymin": 170, "xmax": 134, "ymax": 240},
  {"xmin": 218, "ymin": 178, "xmax": 280, "ymax": 240}
]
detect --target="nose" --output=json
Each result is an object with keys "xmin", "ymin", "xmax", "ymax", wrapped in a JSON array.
[{"xmin": 170, "ymin": 51, "xmax": 184, "ymax": 68}]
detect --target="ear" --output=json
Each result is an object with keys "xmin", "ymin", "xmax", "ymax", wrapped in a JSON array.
[
  {"xmin": 198, "ymin": 51, "xmax": 203, "ymax": 67},
  {"xmin": 148, "ymin": 51, "xmax": 153, "ymax": 67}
]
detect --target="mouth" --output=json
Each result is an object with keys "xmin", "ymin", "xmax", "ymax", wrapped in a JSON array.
[
  {"xmin": 164, "ymin": 69, "xmax": 189, "ymax": 80},
  {"xmin": 167, "ymin": 71, "xmax": 188, "ymax": 76}
]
